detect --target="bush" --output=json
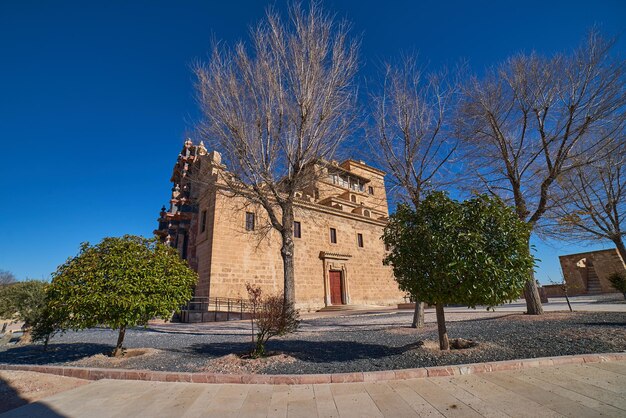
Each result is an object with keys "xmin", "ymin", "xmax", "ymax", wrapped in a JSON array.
[
  {"xmin": 36, "ymin": 235, "xmax": 197, "ymax": 356},
  {"xmin": 0, "ymin": 280, "xmax": 48, "ymax": 336},
  {"xmin": 246, "ymin": 284, "xmax": 299, "ymax": 357},
  {"xmin": 608, "ymin": 272, "xmax": 626, "ymax": 299},
  {"xmin": 383, "ymin": 192, "xmax": 534, "ymax": 349}
]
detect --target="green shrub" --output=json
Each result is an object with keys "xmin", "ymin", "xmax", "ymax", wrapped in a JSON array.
[
  {"xmin": 383, "ymin": 192, "xmax": 534, "ymax": 349},
  {"xmin": 608, "ymin": 272, "xmax": 626, "ymax": 299},
  {"xmin": 35, "ymin": 235, "xmax": 197, "ymax": 356},
  {"xmin": 0, "ymin": 280, "xmax": 48, "ymax": 330}
]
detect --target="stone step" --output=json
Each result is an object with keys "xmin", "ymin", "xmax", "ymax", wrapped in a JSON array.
[
  {"xmin": 317, "ymin": 304, "xmax": 384, "ymax": 312},
  {"xmin": 586, "ymin": 266, "xmax": 602, "ymax": 294}
]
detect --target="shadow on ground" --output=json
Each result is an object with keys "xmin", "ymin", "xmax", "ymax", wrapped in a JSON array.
[
  {"xmin": 183, "ymin": 339, "xmax": 425, "ymax": 363},
  {"xmin": 0, "ymin": 343, "xmax": 112, "ymax": 365},
  {"xmin": 0, "ymin": 375, "xmax": 66, "ymax": 417}
]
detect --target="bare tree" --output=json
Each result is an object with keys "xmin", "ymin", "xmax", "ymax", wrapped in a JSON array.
[
  {"xmin": 193, "ymin": 3, "xmax": 359, "ymax": 306},
  {"xmin": 552, "ymin": 135, "xmax": 626, "ymax": 260},
  {"xmin": 457, "ymin": 31, "xmax": 626, "ymax": 314},
  {"xmin": 0, "ymin": 270, "xmax": 17, "ymax": 286},
  {"xmin": 370, "ymin": 57, "xmax": 457, "ymax": 327}
]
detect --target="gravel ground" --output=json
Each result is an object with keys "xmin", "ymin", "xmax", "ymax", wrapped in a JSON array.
[{"xmin": 0, "ymin": 311, "xmax": 624, "ymax": 374}]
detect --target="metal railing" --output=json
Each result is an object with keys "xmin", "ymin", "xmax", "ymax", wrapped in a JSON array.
[{"xmin": 180, "ymin": 296, "xmax": 253, "ymax": 322}]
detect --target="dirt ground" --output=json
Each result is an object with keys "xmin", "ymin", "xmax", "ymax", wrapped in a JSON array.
[{"xmin": 0, "ymin": 370, "xmax": 89, "ymax": 414}]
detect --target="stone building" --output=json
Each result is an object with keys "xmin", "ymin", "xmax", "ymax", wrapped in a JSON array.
[
  {"xmin": 543, "ymin": 248, "xmax": 625, "ymax": 297},
  {"xmin": 155, "ymin": 140, "xmax": 404, "ymax": 311}
]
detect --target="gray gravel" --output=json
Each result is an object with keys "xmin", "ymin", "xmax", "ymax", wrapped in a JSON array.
[{"xmin": 0, "ymin": 311, "xmax": 624, "ymax": 374}]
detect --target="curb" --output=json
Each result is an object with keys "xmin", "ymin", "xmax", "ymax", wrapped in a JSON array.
[{"xmin": 1, "ymin": 353, "xmax": 625, "ymax": 385}]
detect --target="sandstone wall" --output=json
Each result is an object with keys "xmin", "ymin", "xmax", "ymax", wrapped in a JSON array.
[
  {"xmin": 559, "ymin": 248, "xmax": 625, "ymax": 295},
  {"xmin": 197, "ymin": 190, "xmax": 403, "ymax": 311}
]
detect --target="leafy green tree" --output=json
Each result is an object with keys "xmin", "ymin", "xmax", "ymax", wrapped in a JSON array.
[
  {"xmin": 39, "ymin": 235, "xmax": 197, "ymax": 356},
  {"xmin": 383, "ymin": 192, "xmax": 534, "ymax": 349},
  {"xmin": 0, "ymin": 280, "xmax": 48, "ymax": 337}
]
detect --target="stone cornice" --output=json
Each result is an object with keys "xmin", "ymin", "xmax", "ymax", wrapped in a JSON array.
[{"xmin": 319, "ymin": 251, "xmax": 352, "ymax": 260}]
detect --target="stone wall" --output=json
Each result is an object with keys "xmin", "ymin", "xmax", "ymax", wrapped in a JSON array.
[
  {"xmin": 158, "ymin": 147, "xmax": 405, "ymax": 312},
  {"xmin": 558, "ymin": 248, "xmax": 625, "ymax": 295},
  {"xmin": 200, "ymin": 190, "xmax": 404, "ymax": 311}
]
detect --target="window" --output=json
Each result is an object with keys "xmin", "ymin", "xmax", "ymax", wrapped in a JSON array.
[
  {"xmin": 330, "ymin": 228, "xmax": 337, "ymax": 244},
  {"xmin": 363, "ymin": 210, "xmax": 370, "ymax": 218},
  {"xmin": 245, "ymin": 212, "xmax": 255, "ymax": 231},
  {"xmin": 357, "ymin": 233, "xmax": 364, "ymax": 248},
  {"xmin": 350, "ymin": 178, "xmax": 364, "ymax": 192},
  {"xmin": 200, "ymin": 210, "xmax": 207, "ymax": 233},
  {"xmin": 350, "ymin": 195, "xmax": 357, "ymax": 203},
  {"xmin": 368, "ymin": 186, "xmax": 374, "ymax": 195},
  {"xmin": 294, "ymin": 221, "xmax": 301, "ymax": 238}
]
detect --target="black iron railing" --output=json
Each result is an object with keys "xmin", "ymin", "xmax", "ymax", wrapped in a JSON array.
[{"xmin": 180, "ymin": 296, "xmax": 253, "ymax": 322}]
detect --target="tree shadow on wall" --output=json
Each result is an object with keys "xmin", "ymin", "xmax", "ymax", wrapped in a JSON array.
[{"xmin": 184, "ymin": 339, "xmax": 425, "ymax": 363}]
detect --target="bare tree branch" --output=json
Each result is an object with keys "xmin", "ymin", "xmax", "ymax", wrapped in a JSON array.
[
  {"xmin": 193, "ymin": 3, "xmax": 359, "ymax": 305},
  {"xmin": 456, "ymin": 30, "xmax": 626, "ymax": 314}
]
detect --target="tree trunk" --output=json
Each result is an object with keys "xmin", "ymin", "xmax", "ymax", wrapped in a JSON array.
[
  {"xmin": 613, "ymin": 238, "xmax": 626, "ymax": 265},
  {"xmin": 524, "ymin": 279, "xmax": 544, "ymax": 315},
  {"xmin": 112, "ymin": 325, "xmax": 126, "ymax": 357},
  {"xmin": 411, "ymin": 300, "xmax": 424, "ymax": 328},
  {"xmin": 523, "ymin": 239, "xmax": 544, "ymax": 315},
  {"xmin": 435, "ymin": 303, "xmax": 449, "ymax": 350},
  {"xmin": 280, "ymin": 204, "xmax": 296, "ymax": 307}
]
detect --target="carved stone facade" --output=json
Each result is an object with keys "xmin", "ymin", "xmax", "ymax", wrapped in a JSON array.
[
  {"xmin": 156, "ymin": 140, "xmax": 404, "ymax": 311},
  {"xmin": 544, "ymin": 248, "xmax": 626, "ymax": 297}
]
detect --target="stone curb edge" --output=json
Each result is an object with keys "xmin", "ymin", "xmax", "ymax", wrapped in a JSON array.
[{"xmin": 1, "ymin": 353, "xmax": 625, "ymax": 385}]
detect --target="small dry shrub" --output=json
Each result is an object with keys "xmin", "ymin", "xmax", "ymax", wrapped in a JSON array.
[{"xmin": 246, "ymin": 283, "xmax": 300, "ymax": 357}]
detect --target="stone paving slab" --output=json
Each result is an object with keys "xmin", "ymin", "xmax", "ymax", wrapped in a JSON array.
[{"xmin": 2, "ymin": 360, "xmax": 626, "ymax": 417}]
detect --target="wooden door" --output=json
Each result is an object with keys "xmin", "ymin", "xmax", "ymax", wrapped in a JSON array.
[{"xmin": 329, "ymin": 270, "xmax": 344, "ymax": 305}]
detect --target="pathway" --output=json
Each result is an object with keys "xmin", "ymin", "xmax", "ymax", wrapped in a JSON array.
[{"xmin": 3, "ymin": 361, "xmax": 626, "ymax": 417}]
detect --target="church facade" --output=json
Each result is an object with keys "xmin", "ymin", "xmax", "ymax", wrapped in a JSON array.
[{"xmin": 155, "ymin": 140, "xmax": 403, "ymax": 311}]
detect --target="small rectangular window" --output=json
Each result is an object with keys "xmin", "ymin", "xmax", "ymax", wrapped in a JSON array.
[
  {"xmin": 245, "ymin": 212, "xmax": 255, "ymax": 231},
  {"xmin": 368, "ymin": 186, "xmax": 374, "ymax": 195},
  {"xmin": 200, "ymin": 210, "xmax": 207, "ymax": 233},
  {"xmin": 330, "ymin": 228, "xmax": 337, "ymax": 244},
  {"xmin": 294, "ymin": 221, "xmax": 301, "ymax": 238},
  {"xmin": 357, "ymin": 233, "xmax": 364, "ymax": 248}
]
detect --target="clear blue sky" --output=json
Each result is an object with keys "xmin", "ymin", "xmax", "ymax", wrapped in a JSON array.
[{"xmin": 1, "ymin": 0, "xmax": 624, "ymax": 283}]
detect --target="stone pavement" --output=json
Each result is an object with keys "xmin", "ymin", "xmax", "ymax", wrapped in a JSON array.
[
  {"xmin": 3, "ymin": 361, "xmax": 626, "ymax": 417},
  {"xmin": 146, "ymin": 295, "xmax": 626, "ymax": 335}
]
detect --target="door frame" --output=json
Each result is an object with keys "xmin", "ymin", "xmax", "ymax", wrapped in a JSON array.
[
  {"xmin": 319, "ymin": 251, "xmax": 352, "ymax": 307},
  {"xmin": 329, "ymin": 270, "xmax": 345, "ymax": 305}
]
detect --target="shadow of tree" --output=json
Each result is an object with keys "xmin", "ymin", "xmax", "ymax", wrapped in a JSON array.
[
  {"xmin": 183, "ymin": 339, "xmax": 425, "ymax": 363},
  {"xmin": 0, "ymin": 374, "xmax": 67, "ymax": 416},
  {"xmin": 0, "ymin": 343, "xmax": 112, "ymax": 365}
]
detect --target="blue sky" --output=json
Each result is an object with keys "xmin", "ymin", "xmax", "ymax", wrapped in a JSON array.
[{"xmin": 0, "ymin": 0, "xmax": 624, "ymax": 283}]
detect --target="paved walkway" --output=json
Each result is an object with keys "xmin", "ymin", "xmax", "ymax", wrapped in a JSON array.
[
  {"xmin": 3, "ymin": 361, "xmax": 626, "ymax": 417},
  {"xmin": 147, "ymin": 295, "xmax": 626, "ymax": 335}
]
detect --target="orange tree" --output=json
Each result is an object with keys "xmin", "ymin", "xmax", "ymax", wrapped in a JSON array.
[
  {"xmin": 35, "ymin": 235, "xmax": 197, "ymax": 356},
  {"xmin": 383, "ymin": 192, "xmax": 534, "ymax": 349}
]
